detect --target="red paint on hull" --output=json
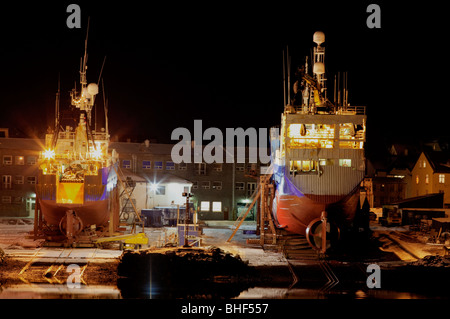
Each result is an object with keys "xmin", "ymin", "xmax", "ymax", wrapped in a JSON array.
[{"xmin": 275, "ymin": 192, "xmax": 360, "ymax": 235}]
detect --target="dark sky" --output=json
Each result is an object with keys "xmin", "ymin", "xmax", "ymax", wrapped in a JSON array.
[{"xmin": 0, "ymin": 1, "xmax": 447, "ymax": 151}]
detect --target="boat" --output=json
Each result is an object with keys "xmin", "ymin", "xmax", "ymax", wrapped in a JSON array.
[
  {"xmin": 34, "ymin": 34, "xmax": 120, "ymax": 245},
  {"xmin": 270, "ymin": 32, "xmax": 367, "ymax": 250}
]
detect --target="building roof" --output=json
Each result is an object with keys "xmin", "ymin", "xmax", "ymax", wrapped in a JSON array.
[
  {"xmin": 423, "ymin": 151, "xmax": 450, "ymax": 174},
  {"xmin": 0, "ymin": 138, "xmax": 45, "ymax": 151},
  {"xmin": 109, "ymin": 142, "xmax": 174, "ymax": 155}
]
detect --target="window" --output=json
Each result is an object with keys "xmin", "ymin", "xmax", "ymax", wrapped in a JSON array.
[
  {"xmin": 15, "ymin": 156, "xmax": 24, "ymax": 165},
  {"xmin": 154, "ymin": 161, "xmax": 163, "ymax": 170},
  {"xmin": 289, "ymin": 160, "xmax": 317, "ymax": 174},
  {"xmin": 236, "ymin": 163, "xmax": 245, "ymax": 171},
  {"xmin": 192, "ymin": 181, "xmax": 198, "ymax": 189},
  {"xmin": 2, "ymin": 175, "xmax": 12, "ymax": 189},
  {"xmin": 247, "ymin": 182, "xmax": 257, "ymax": 196},
  {"xmin": 15, "ymin": 175, "xmax": 24, "ymax": 185},
  {"xmin": 195, "ymin": 163, "xmax": 206, "ymax": 175},
  {"xmin": 235, "ymin": 182, "xmax": 245, "ymax": 190},
  {"xmin": 178, "ymin": 162, "xmax": 187, "ymax": 170},
  {"xmin": 122, "ymin": 160, "xmax": 131, "ymax": 169},
  {"xmin": 425, "ymin": 174, "xmax": 429, "ymax": 184},
  {"xmin": 416, "ymin": 175, "xmax": 419, "ymax": 184},
  {"xmin": 156, "ymin": 185, "xmax": 165, "ymax": 195},
  {"xmin": 165, "ymin": 161, "xmax": 175, "ymax": 170},
  {"xmin": 27, "ymin": 156, "xmax": 37, "ymax": 165},
  {"xmin": 339, "ymin": 159, "xmax": 352, "ymax": 167},
  {"xmin": 439, "ymin": 174, "xmax": 445, "ymax": 184},
  {"xmin": 213, "ymin": 163, "xmax": 222, "ymax": 172},
  {"xmin": 2, "ymin": 196, "xmax": 11, "ymax": 204},
  {"xmin": 200, "ymin": 201, "xmax": 210, "ymax": 212},
  {"xmin": 201, "ymin": 181, "xmax": 210, "ymax": 189},
  {"xmin": 423, "ymin": 160, "xmax": 427, "ymax": 168},
  {"xmin": 27, "ymin": 176, "xmax": 36, "ymax": 184},
  {"xmin": 183, "ymin": 186, "xmax": 190, "ymax": 193},
  {"xmin": 212, "ymin": 181, "xmax": 222, "ymax": 190},
  {"xmin": 3, "ymin": 155, "xmax": 12, "ymax": 165},
  {"xmin": 142, "ymin": 160, "xmax": 151, "ymax": 169},
  {"xmin": 212, "ymin": 201, "xmax": 222, "ymax": 212}
]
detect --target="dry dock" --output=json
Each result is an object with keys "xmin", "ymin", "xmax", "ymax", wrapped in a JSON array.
[{"xmin": 1, "ymin": 218, "xmax": 450, "ymax": 299}]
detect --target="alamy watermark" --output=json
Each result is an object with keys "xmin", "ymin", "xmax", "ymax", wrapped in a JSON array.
[
  {"xmin": 366, "ymin": 263, "xmax": 381, "ymax": 289},
  {"xmin": 171, "ymin": 120, "xmax": 273, "ymax": 164}
]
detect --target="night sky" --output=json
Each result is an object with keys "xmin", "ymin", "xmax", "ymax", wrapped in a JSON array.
[{"xmin": 0, "ymin": 1, "xmax": 447, "ymax": 154}]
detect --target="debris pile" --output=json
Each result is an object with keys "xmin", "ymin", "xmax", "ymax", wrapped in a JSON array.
[
  {"xmin": 117, "ymin": 246, "xmax": 255, "ymax": 298},
  {"xmin": 408, "ymin": 255, "xmax": 450, "ymax": 267}
]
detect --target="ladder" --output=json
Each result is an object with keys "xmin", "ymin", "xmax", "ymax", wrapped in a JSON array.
[{"xmin": 112, "ymin": 165, "xmax": 143, "ymax": 234}]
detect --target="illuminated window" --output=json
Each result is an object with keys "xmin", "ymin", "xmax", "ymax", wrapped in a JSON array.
[
  {"xmin": 142, "ymin": 160, "xmax": 151, "ymax": 169},
  {"xmin": 290, "ymin": 160, "xmax": 317, "ymax": 174},
  {"xmin": 439, "ymin": 174, "xmax": 445, "ymax": 184},
  {"xmin": 425, "ymin": 174, "xmax": 429, "ymax": 184},
  {"xmin": 165, "ymin": 161, "xmax": 175, "ymax": 170},
  {"xmin": 212, "ymin": 201, "xmax": 222, "ymax": 212},
  {"xmin": 416, "ymin": 175, "xmax": 419, "ymax": 184},
  {"xmin": 339, "ymin": 159, "xmax": 352, "ymax": 167},
  {"xmin": 15, "ymin": 156, "xmax": 24, "ymax": 165},
  {"xmin": 200, "ymin": 201, "xmax": 210, "ymax": 212},
  {"xmin": 122, "ymin": 160, "xmax": 131, "ymax": 169}
]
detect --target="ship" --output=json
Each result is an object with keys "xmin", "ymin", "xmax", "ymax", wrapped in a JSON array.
[
  {"xmin": 34, "ymin": 34, "xmax": 120, "ymax": 245},
  {"xmin": 270, "ymin": 32, "xmax": 367, "ymax": 250}
]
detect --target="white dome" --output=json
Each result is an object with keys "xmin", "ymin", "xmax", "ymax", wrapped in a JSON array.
[
  {"xmin": 313, "ymin": 62, "xmax": 325, "ymax": 75},
  {"xmin": 313, "ymin": 31, "xmax": 325, "ymax": 45},
  {"xmin": 87, "ymin": 83, "xmax": 99, "ymax": 96}
]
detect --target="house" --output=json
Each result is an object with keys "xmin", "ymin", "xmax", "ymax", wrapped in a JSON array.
[{"xmin": 411, "ymin": 151, "xmax": 450, "ymax": 208}]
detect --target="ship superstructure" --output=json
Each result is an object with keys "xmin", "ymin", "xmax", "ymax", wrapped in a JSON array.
[{"xmin": 271, "ymin": 32, "xmax": 366, "ymax": 250}]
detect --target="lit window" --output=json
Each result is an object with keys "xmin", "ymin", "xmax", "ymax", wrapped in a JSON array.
[
  {"xmin": 416, "ymin": 175, "xmax": 419, "ymax": 184},
  {"xmin": 122, "ymin": 160, "xmax": 131, "ymax": 169},
  {"xmin": 27, "ymin": 176, "xmax": 36, "ymax": 185},
  {"xmin": 154, "ymin": 161, "xmax": 163, "ymax": 170},
  {"xmin": 212, "ymin": 201, "xmax": 222, "ymax": 212},
  {"xmin": 423, "ymin": 160, "xmax": 427, "ymax": 168},
  {"xmin": 15, "ymin": 156, "xmax": 24, "ymax": 165},
  {"xmin": 200, "ymin": 201, "xmax": 210, "ymax": 212},
  {"xmin": 439, "ymin": 174, "xmax": 445, "ymax": 184},
  {"xmin": 339, "ymin": 159, "xmax": 352, "ymax": 167},
  {"xmin": 166, "ymin": 161, "xmax": 175, "ymax": 170},
  {"xmin": 425, "ymin": 174, "xmax": 429, "ymax": 184},
  {"xmin": 142, "ymin": 160, "xmax": 151, "ymax": 169}
]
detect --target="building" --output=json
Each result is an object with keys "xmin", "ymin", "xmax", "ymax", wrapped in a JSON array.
[
  {"xmin": 411, "ymin": 151, "xmax": 450, "ymax": 207},
  {"xmin": 109, "ymin": 141, "xmax": 267, "ymax": 221},
  {"xmin": 0, "ymin": 136, "xmax": 42, "ymax": 217}
]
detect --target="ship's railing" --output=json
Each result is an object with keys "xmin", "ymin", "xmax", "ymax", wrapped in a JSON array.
[{"xmin": 336, "ymin": 106, "xmax": 366, "ymax": 115}]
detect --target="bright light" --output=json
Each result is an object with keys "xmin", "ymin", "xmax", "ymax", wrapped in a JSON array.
[
  {"xmin": 150, "ymin": 183, "xmax": 159, "ymax": 192},
  {"xmin": 43, "ymin": 149, "xmax": 55, "ymax": 160},
  {"xmin": 91, "ymin": 148, "xmax": 103, "ymax": 159}
]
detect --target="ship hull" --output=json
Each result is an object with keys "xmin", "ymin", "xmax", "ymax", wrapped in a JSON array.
[
  {"xmin": 39, "ymin": 199, "xmax": 110, "ymax": 228},
  {"xmin": 273, "ymin": 191, "xmax": 360, "ymax": 235}
]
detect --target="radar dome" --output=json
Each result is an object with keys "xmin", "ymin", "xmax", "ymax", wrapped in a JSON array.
[
  {"xmin": 313, "ymin": 31, "xmax": 325, "ymax": 45},
  {"xmin": 87, "ymin": 83, "xmax": 99, "ymax": 96},
  {"xmin": 313, "ymin": 62, "xmax": 325, "ymax": 75}
]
